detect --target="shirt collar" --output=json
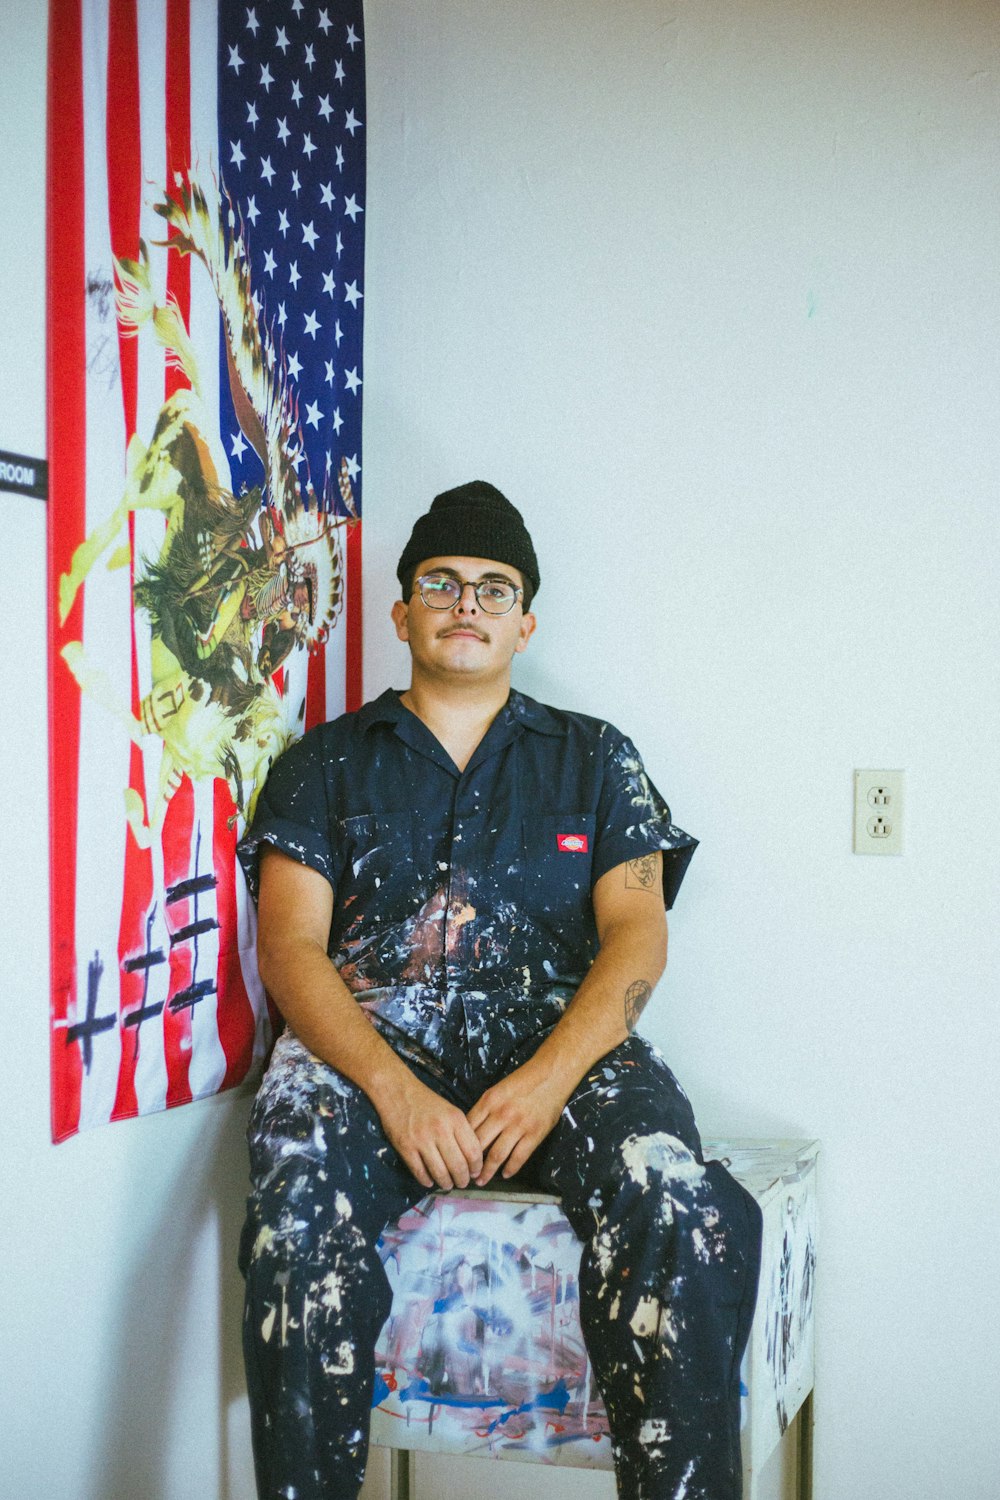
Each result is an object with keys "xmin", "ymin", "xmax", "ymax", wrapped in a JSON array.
[
  {"xmin": 354, "ymin": 688, "xmax": 409, "ymax": 732},
  {"xmin": 504, "ymin": 689, "xmax": 567, "ymax": 736},
  {"xmin": 354, "ymin": 687, "xmax": 566, "ymax": 737}
]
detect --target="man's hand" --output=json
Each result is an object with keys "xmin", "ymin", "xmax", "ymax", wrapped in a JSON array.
[
  {"xmin": 376, "ymin": 1072, "xmax": 484, "ymax": 1192},
  {"xmin": 467, "ymin": 1063, "xmax": 572, "ymax": 1187}
]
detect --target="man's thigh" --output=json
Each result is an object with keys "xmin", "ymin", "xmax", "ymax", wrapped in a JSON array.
[
  {"xmin": 240, "ymin": 1028, "xmax": 432, "ymax": 1262},
  {"xmin": 524, "ymin": 1033, "xmax": 704, "ymax": 1204},
  {"xmin": 523, "ymin": 1034, "xmax": 762, "ymax": 1399}
]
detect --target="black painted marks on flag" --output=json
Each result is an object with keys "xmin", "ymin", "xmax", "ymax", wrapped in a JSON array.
[
  {"xmin": 122, "ymin": 906, "xmax": 167, "ymax": 1050},
  {"xmin": 167, "ymin": 825, "xmax": 220, "ymax": 1014},
  {"xmin": 66, "ymin": 951, "xmax": 116, "ymax": 1073},
  {"xmin": 169, "ymin": 915, "xmax": 219, "ymax": 945},
  {"xmin": 68, "ymin": 827, "xmax": 222, "ymax": 1064}
]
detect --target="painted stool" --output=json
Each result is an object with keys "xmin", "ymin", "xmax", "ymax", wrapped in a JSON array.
[{"xmin": 371, "ymin": 1138, "xmax": 818, "ymax": 1500}]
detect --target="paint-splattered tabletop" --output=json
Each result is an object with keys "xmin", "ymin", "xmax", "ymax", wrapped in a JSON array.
[{"xmin": 702, "ymin": 1139, "xmax": 820, "ymax": 1207}]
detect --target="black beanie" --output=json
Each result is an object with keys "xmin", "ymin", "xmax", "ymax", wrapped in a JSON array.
[{"xmin": 396, "ymin": 481, "xmax": 540, "ymax": 600}]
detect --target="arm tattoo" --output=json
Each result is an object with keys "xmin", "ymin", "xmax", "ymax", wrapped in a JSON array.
[
  {"xmin": 624, "ymin": 979, "xmax": 652, "ymax": 1033},
  {"xmin": 625, "ymin": 855, "xmax": 658, "ymax": 892}
]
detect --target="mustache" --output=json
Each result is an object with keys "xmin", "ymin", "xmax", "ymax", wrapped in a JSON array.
[{"xmin": 438, "ymin": 624, "xmax": 489, "ymax": 641}]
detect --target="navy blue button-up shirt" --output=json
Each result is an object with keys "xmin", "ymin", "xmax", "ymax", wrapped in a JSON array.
[{"xmin": 238, "ymin": 689, "xmax": 697, "ymax": 1059}]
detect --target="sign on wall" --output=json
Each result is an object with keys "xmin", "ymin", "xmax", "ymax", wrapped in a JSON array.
[
  {"xmin": 0, "ymin": 450, "xmax": 48, "ymax": 499},
  {"xmin": 46, "ymin": 0, "xmax": 365, "ymax": 1141}
]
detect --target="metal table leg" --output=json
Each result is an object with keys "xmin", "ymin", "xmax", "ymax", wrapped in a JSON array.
[{"xmin": 389, "ymin": 1448, "xmax": 413, "ymax": 1500}]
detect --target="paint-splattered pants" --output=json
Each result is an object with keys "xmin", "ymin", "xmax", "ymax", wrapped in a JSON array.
[{"xmin": 239, "ymin": 1004, "xmax": 762, "ymax": 1500}]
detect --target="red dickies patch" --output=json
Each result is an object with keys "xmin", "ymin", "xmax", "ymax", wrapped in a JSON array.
[{"xmin": 556, "ymin": 833, "xmax": 589, "ymax": 853}]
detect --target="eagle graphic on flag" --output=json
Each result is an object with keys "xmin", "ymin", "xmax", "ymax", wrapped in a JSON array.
[
  {"xmin": 59, "ymin": 173, "xmax": 350, "ymax": 838},
  {"xmin": 47, "ymin": 0, "xmax": 365, "ymax": 1141}
]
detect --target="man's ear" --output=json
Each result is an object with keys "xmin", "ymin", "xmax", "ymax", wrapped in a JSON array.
[
  {"xmin": 391, "ymin": 598, "xmax": 410, "ymax": 642},
  {"xmin": 514, "ymin": 611, "xmax": 537, "ymax": 654}
]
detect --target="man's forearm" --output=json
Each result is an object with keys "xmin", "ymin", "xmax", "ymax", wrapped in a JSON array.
[
  {"xmin": 257, "ymin": 933, "xmax": 412, "ymax": 1113},
  {"xmin": 523, "ymin": 914, "xmax": 668, "ymax": 1095}
]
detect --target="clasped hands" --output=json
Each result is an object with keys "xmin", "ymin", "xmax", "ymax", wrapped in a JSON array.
[{"xmin": 377, "ymin": 1061, "xmax": 571, "ymax": 1192}]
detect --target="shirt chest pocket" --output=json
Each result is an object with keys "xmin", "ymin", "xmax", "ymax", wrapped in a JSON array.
[{"xmin": 523, "ymin": 813, "xmax": 596, "ymax": 925}]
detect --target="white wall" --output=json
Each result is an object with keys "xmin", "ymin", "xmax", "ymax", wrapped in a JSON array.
[
  {"xmin": 360, "ymin": 3, "xmax": 999, "ymax": 1499},
  {"xmin": 4, "ymin": 2, "xmax": 998, "ymax": 1499}
]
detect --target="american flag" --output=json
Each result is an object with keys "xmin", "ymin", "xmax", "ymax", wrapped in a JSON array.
[{"xmin": 46, "ymin": 0, "xmax": 365, "ymax": 1142}]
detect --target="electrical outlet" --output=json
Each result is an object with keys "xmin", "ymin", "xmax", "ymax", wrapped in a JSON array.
[{"xmin": 853, "ymin": 770, "xmax": 904, "ymax": 855}]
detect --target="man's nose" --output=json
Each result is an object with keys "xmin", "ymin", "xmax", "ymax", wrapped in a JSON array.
[{"xmin": 453, "ymin": 582, "xmax": 480, "ymax": 613}]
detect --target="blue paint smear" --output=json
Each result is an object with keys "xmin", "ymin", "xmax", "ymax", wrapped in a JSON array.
[
  {"xmin": 394, "ymin": 1375, "xmax": 573, "ymax": 1424},
  {"xmin": 372, "ymin": 1372, "xmax": 392, "ymax": 1406},
  {"xmin": 446, "ymin": 1302, "xmax": 513, "ymax": 1337}
]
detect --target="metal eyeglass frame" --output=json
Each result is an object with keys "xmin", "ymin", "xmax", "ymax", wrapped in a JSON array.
[{"xmin": 414, "ymin": 572, "xmax": 524, "ymax": 616}]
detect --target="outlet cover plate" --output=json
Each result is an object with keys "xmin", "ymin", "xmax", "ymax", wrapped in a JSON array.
[{"xmin": 854, "ymin": 769, "xmax": 904, "ymax": 855}]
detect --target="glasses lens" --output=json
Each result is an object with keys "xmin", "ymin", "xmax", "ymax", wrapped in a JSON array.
[
  {"xmin": 418, "ymin": 574, "xmax": 462, "ymax": 608},
  {"xmin": 476, "ymin": 582, "xmax": 517, "ymax": 614}
]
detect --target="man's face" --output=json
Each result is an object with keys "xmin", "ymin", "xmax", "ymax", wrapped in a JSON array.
[{"xmin": 391, "ymin": 555, "xmax": 536, "ymax": 682}]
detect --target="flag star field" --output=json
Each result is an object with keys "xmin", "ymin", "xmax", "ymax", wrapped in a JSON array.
[{"xmin": 219, "ymin": 1, "xmax": 365, "ymax": 516}]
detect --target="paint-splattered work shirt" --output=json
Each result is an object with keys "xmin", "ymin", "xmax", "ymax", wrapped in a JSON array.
[{"xmin": 238, "ymin": 689, "xmax": 697, "ymax": 1065}]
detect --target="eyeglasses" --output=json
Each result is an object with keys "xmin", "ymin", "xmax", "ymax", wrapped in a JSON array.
[{"xmin": 414, "ymin": 572, "xmax": 523, "ymax": 616}]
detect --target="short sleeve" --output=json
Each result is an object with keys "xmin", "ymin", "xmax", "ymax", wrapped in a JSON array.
[
  {"xmin": 592, "ymin": 733, "xmax": 698, "ymax": 910},
  {"xmin": 236, "ymin": 730, "xmax": 334, "ymax": 905}
]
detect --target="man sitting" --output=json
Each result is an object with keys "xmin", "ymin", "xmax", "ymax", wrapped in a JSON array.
[{"xmin": 237, "ymin": 480, "xmax": 762, "ymax": 1499}]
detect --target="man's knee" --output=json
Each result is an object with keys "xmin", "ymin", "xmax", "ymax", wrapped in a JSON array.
[
  {"xmin": 582, "ymin": 1132, "xmax": 757, "ymax": 1306},
  {"xmin": 616, "ymin": 1128, "xmax": 702, "ymax": 1185},
  {"xmin": 575, "ymin": 1124, "xmax": 704, "ymax": 1219}
]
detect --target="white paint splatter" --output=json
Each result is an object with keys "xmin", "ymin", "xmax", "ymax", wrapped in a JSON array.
[
  {"xmin": 316, "ymin": 1270, "xmax": 344, "ymax": 1313},
  {"xmin": 593, "ymin": 1225, "xmax": 616, "ymax": 1277},
  {"xmin": 621, "ymin": 1132, "xmax": 702, "ymax": 1191},
  {"xmin": 620, "ymin": 1132, "xmax": 704, "ymax": 1224},
  {"xmin": 630, "ymin": 1296, "xmax": 661, "ymax": 1338},
  {"xmin": 673, "ymin": 1458, "xmax": 696, "ymax": 1498},
  {"xmin": 638, "ymin": 1416, "xmax": 671, "ymax": 1448},
  {"xmin": 252, "ymin": 1225, "xmax": 276, "ymax": 1260},
  {"xmin": 321, "ymin": 1339, "xmax": 355, "ymax": 1376}
]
